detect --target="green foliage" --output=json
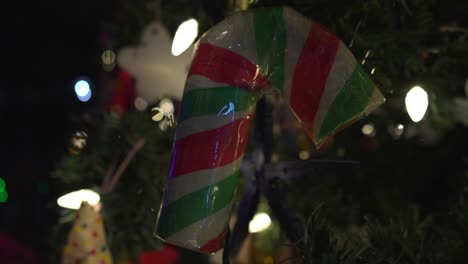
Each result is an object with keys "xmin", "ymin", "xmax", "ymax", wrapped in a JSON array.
[
  {"xmin": 298, "ymin": 204, "xmax": 368, "ymax": 264},
  {"xmin": 295, "ymin": 200, "xmax": 468, "ymax": 264},
  {"xmin": 52, "ymin": 110, "xmax": 174, "ymax": 262}
]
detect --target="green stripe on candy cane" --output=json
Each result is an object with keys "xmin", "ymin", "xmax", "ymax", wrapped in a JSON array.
[
  {"xmin": 179, "ymin": 87, "xmax": 259, "ymax": 122},
  {"xmin": 157, "ymin": 170, "xmax": 240, "ymax": 238},
  {"xmin": 319, "ymin": 64, "xmax": 381, "ymax": 139},
  {"xmin": 165, "ymin": 205, "xmax": 233, "ymax": 252},
  {"xmin": 253, "ymin": 7, "xmax": 286, "ymax": 90}
]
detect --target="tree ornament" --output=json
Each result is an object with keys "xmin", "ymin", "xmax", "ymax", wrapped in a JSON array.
[
  {"xmin": 155, "ymin": 6, "xmax": 384, "ymax": 253},
  {"xmin": 108, "ymin": 69, "xmax": 136, "ymax": 115},
  {"xmin": 117, "ymin": 22, "xmax": 193, "ymax": 102},
  {"xmin": 61, "ymin": 202, "xmax": 113, "ymax": 264},
  {"xmin": 68, "ymin": 131, "xmax": 88, "ymax": 155}
]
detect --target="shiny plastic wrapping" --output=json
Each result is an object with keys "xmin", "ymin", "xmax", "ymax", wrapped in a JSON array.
[{"xmin": 155, "ymin": 6, "xmax": 384, "ymax": 253}]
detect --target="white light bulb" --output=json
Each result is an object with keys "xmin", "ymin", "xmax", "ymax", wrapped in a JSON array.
[
  {"xmin": 171, "ymin": 18, "xmax": 198, "ymax": 56},
  {"xmin": 249, "ymin": 212, "xmax": 271, "ymax": 233},
  {"xmin": 361, "ymin": 123, "xmax": 375, "ymax": 136},
  {"xmin": 394, "ymin": 123, "xmax": 404, "ymax": 136},
  {"xmin": 57, "ymin": 189, "xmax": 100, "ymax": 210},
  {"xmin": 299, "ymin": 150, "xmax": 310, "ymax": 160},
  {"xmin": 74, "ymin": 80, "xmax": 92, "ymax": 102},
  {"xmin": 405, "ymin": 86, "xmax": 429, "ymax": 122}
]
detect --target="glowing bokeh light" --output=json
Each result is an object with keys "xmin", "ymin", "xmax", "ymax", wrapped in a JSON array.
[
  {"xmin": 361, "ymin": 123, "xmax": 375, "ymax": 136},
  {"xmin": 299, "ymin": 150, "xmax": 310, "ymax": 160},
  {"xmin": 74, "ymin": 80, "xmax": 92, "ymax": 102},
  {"xmin": 0, "ymin": 177, "xmax": 5, "ymax": 192},
  {"xmin": 394, "ymin": 123, "xmax": 404, "ymax": 136},
  {"xmin": 249, "ymin": 212, "xmax": 271, "ymax": 233},
  {"xmin": 101, "ymin": 50, "xmax": 116, "ymax": 65},
  {"xmin": 134, "ymin": 97, "xmax": 148, "ymax": 111},
  {"xmin": 57, "ymin": 189, "xmax": 100, "ymax": 210},
  {"xmin": 71, "ymin": 131, "xmax": 88, "ymax": 150},
  {"xmin": 405, "ymin": 86, "xmax": 429, "ymax": 122},
  {"xmin": 171, "ymin": 18, "xmax": 198, "ymax": 56},
  {"xmin": 0, "ymin": 190, "xmax": 8, "ymax": 203}
]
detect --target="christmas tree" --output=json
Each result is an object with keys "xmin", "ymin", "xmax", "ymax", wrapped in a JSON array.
[{"xmin": 45, "ymin": 0, "xmax": 468, "ymax": 263}]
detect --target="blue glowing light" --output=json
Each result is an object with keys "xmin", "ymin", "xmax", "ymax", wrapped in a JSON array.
[{"xmin": 74, "ymin": 80, "xmax": 92, "ymax": 102}]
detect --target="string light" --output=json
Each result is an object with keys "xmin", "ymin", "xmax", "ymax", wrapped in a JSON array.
[
  {"xmin": 101, "ymin": 50, "xmax": 116, "ymax": 72},
  {"xmin": 101, "ymin": 50, "xmax": 115, "ymax": 65},
  {"xmin": 405, "ymin": 86, "xmax": 428, "ymax": 122},
  {"xmin": 394, "ymin": 123, "xmax": 404, "ymax": 136},
  {"xmin": 74, "ymin": 80, "xmax": 92, "ymax": 102},
  {"xmin": 249, "ymin": 212, "xmax": 271, "ymax": 233},
  {"xmin": 57, "ymin": 189, "xmax": 100, "ymax": 210},
  {"xmin": 299, "ymin": 150, "xmax": 310, "ymax": 160},
  {"xmin": 361, "ymin": 123, "xmax": 375, "ymax": 136},
  {"xmin": 171, "ymin": 18, "xmax": 198, "ymax": 56}
]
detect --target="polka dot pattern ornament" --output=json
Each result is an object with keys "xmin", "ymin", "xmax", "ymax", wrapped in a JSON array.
[{"xmin": 61, "ymin": 202, "xmax": 113, "ymax": 264}]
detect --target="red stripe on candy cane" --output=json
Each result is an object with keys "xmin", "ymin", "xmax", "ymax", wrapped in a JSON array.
[
  {"xmin": 200, "ymin": 229, "xmax": 228, "ymax": 253},
  {"xmin": 290, "ymin": 22, "xmax": 340, "ymax": 137},
  {"xmin": 189, "ymin": 43, "xmax": 271, "ymax": 90},
  {"xmin": 169, "ymin": 115, "xmax": 253, "ymax": 178}
]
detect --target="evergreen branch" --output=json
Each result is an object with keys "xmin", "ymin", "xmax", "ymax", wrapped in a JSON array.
[{"xmin": 102, "ymin": 138, "xmax": 146, "ymax": 193}]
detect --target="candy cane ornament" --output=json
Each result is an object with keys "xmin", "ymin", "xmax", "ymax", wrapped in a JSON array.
[{"xmin": 155, "ymin": 6, "xmax": 384, "ymax": 253}]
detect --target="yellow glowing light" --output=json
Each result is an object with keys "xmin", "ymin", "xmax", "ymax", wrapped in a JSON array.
[
  {"xmin": 249, "ymin": 212, "xmax": 271, "ymax": 233},
  {"xmin": 57, "ymin": 189, "xmax": 100, "ymax": 210},
  {"xmin": 71, "ymin": 131, "xmax": 88, "ymax": 150},
  {"xmin": 361, "ymin": 123, "xmax": 375, "ymax": 136},
  {"xmin": 299, "ymin": 150, "xmax": 310, "ymax": 160},
  {"xmin": 101, "ymin": 50, "xmax": 116, "ymax": 65},
  {"xmin": 405, "ymin": 86, "xmax": 429, "ymax": 122},
  {"xmin": 364, "ymin": 50, "xmax": 371, "ymax": 58},
  {"xmin": 264, "ymin": 256, "xmax": 274, "ymax": 264},
  {"xmin": 171, "ymin": 18, "xmax": 198, "ymax": 56}
]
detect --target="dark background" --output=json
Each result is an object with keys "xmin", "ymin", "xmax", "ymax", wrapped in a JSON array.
[{"xmin": 1, "ymin": 0, "xmax": 112, "ymax": 257}]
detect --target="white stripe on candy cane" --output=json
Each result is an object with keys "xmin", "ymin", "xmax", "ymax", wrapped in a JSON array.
[
  {"xmin": 165, "ymin": 202, "xmax": 233, "ymax": 251},
  {"xmin": 199, "ymin": 11, "xmax": 258, "ymax": 67},
  {"xmin": 283, "ymin": 7, "xmax": 312, "ymax": 98},
  {"xmin": 312, "ymin": 42, "xmax": 357, "ymax": 141},
  {"xmin": 176, "ymin": 108, "xmax": 254, "ymax": 140},
  {"xmin": 161, "ymin": 157, "xmax": 243, "ymax": 206}
]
